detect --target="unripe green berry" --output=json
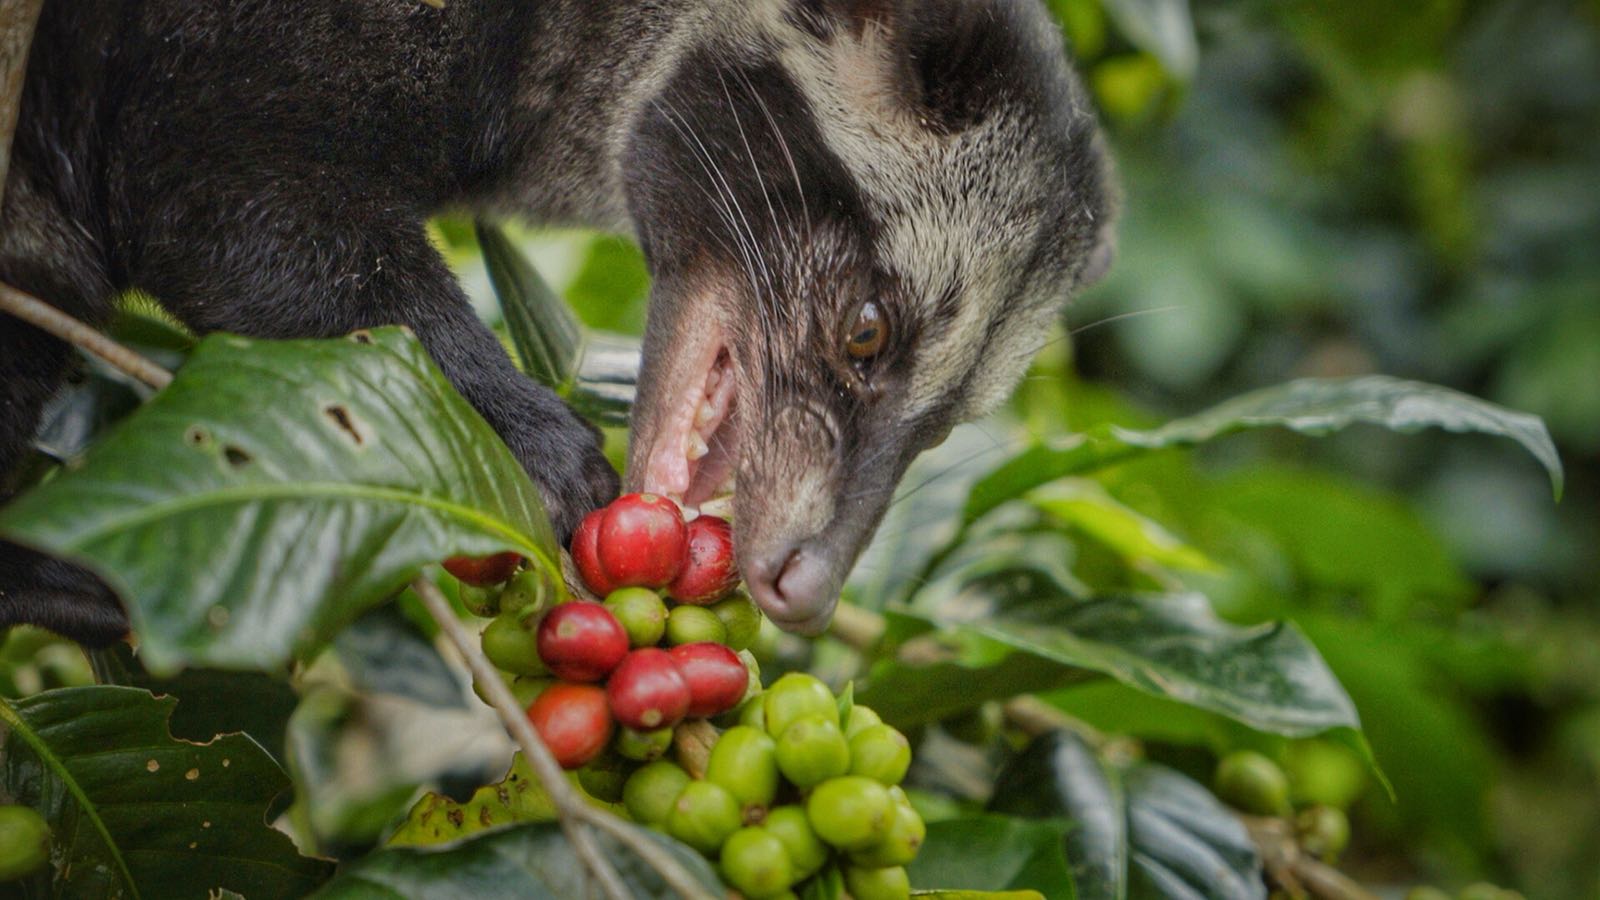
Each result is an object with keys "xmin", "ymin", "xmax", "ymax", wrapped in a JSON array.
[
  {"xmin": 711, "ymin": 594, "xmax": 763, "ymax": 651},
  {"xmin": 737, "ymin": 696, "xmax": 767, "ymax": 731},
  {"xmin": 763, "ymin": 673, "xmax": 837, "ymax": 739},
  {"xmin": 665, "ymin": 605, "xmax": 726, "ymax": 646},
  {"xmin": 577, "ymin": 751, "xmax": 632, "ymax": 804},
  {"xmin": 666, "ymin": 781, "xmax": 742, "ymax": 854},
  {"xmin": 1213, "ymin": 751, "xmax": 1290, "ymax": 816},
  {"xmin": 1295, "ymin": 805, "xmax": 1350, "ymax": 862},
  {"xmin": 843, "ymin": 704, "xmax": 883, "ymax": 739},
  {"xmin": 719, "ymin": 827, "xmax": 794, "ymax": 899},
  {"xmin": 509, "ymin": 676, "xmax": 554, "ymax": 709},
  {"xmin": 459, "ymin": 584, "xmax": 501, "ymax": 618},
  {"xmin": 706, "ymin": 726, "xmax": 780, "ymax": 813},
  {"xmin": 622, "ymin": 761, "xmax": 690, "ymax": 826},
  {"xmin": 775, "ymin": 714, "xmax": 851, "ymax": 789},
  {"xmin": 604, "ymin": 588, "xmax": 669, "ymax": 648},
  {"xmin": 0, "ymin": 805, "xmax": 50, "ymax": 882},
  {"xmin": 616, "ymin": 726, "xmax": 675, "ymax": 763},
  {"xmin": 849, "ymin": 724, "xmax": 911, "ymax": 786},
  {"xmin": 762, "ymin": 805, "xmax": 829, "ymax": 881},
  {"xmin": 500, "ymin": 569, "xmax": 556, "ymax": 619},
  {"xmin": 481, "ymin": 613, "xmax": 547, "ymax": 676},
  {"xmin": 844, "ymin": 864, "xmax": 911, "ymax": 900},
  {"xmin": 806, "ymin": 776, "xmax": 893, "ymax": 851},
  {"xmin": 850, "ymin": 798, "xmax": 925, "ymax": 868}
]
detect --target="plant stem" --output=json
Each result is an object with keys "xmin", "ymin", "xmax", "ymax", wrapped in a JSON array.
[
  {"xmin": 0, "ymin": 283, "xmax": 174, "ymax": 390},
  {"xmin": 0, "ymin": 0, "xmax": 45, "ymax": 212},
  {"xmin": 413, "ymin": 576, "xmax": 715, "ymax": 900}
]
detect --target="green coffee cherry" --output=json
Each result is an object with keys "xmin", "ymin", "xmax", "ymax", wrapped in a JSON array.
[
  {"xmin": 775, "ymin": 714, "xmax": 851, "ymax": 789},
  {"xmin": 500, "ymin": 569, "xmax": 556, "ymax": 619},
  {"xmin": 666, "ymin": 605, "xmax": 726, "ymax": 646},
  {"xmin": 604, "ymin": 588, "xmax": 669, "ymax": 648},
  {"xmin": 719, "ymin": 827, "xmax": 794, "ymax": 899},
  {"xmin": 623, "ymin": 761, "xmax": 690, "ymax": 826},
  {"xmin": 737, "ymin": 696, "xmax": 768, "ymax": 731},
  {"xmin": 850, "ymin": 798, "xmax": 925, "ymax": 867},
  {"xmin": 0, "ymin": 805, "xmax": 50, "ymax": 882},
  {"xmin": 806, "ymin": 776, "xmax": 893, "ymax": 851},
  {"xmin": 577, "ymin": 751, "xmax": 632, "ymax": 804},
  {"xmin": 666, "ymin": 781, "xmax": 742, "ymax": 854},
  {"xmin": 617, "ymin": 726, "xmax": 675, "ymax": 762},
  {"xmin": 459, "ymin": 584, "xmax": 502, "ymax": 618},
  {"xmin": 844, "ymin": 864, "xmax": 911, "ymax": 900},
  {"xmin": 1212, "ymin": 751, "xmax": 1290, "ymax": 816},
  {"xmin": 1284, "ymin": 739, "xmax": 1367, "ymax": 810},
  {"xmin": 762, "ymin": 805, "xmax": 829, "ymax": 881},
  {"xmin": 843, "ymin": 704, "xmax": 883, "ymax": 739},
  {"xmin": 706, "ymin": 726, "xmax": 780, "ymax": 812},
  {"xmin": 848, "ymin": 724, "xmax": 911, "ymax": 786},
  {"xmin": 1295, "ymin": 805, "xmax": 1350, "ymax": 862},
  {"xmin": 711, "ymin": 594, "xmax": 763, "ymax": 651},
  {"xmin": 510, "ymin": 676, "xmax": 554, "ymax": 709},
  {"xmin": 763, "ymin": 673, "xmax": 837, "ymax": 739},
  {"xmin": 481, "ymin": 613, "xmax": 547, "ymax": 676}
]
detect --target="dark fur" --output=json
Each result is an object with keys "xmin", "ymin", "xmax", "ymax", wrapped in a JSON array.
[{"xmin": 1, "ymin": 0, "xmax": 1111, "ymax": 644}]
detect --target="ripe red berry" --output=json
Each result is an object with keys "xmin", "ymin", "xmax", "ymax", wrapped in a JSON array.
[
  {"xmin": 667, "ymin": 515, "xmax": 739, "ymax": 604},
  {"xmin": 606, "ymin": 649, "xmax": 692, "ymax": 731},
  {"xmin": 668, "ymin": 642, "xmax": 749, "ymax": 718},
  {"xmin": 596, "ymin": 494, "xmax": 687, "ymax": 589},
  {"xmin": 442, "ymin": 551, "xmax": 523, "ymax": 587},
  {"xmin": 536, "ymin": 603, "xmax": 629, "ymax": 682},
  {"xmin": 570, "ymin": 509, "xmax": 615, "ymax": 596},
  {"xmin": 526, "ymin": 683, "xmax": 614, "ymax": 770}
]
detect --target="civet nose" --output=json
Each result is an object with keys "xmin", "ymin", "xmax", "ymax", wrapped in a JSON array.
[{"xmin": 744, "ymin": 543, "xmax": 838, "ymax": 637}]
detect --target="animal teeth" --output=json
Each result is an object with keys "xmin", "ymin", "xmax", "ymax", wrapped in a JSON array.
[
  {"xmin": 687, "ymin": 432, "xmax": 710, "ymax": 461},
  {"xmin": 695, "ymin": 401, "xmax": 716, "ymax": 428},
  {"xmin": 699, "ymin": 495, "xmax": 734, "ymax": 518}
]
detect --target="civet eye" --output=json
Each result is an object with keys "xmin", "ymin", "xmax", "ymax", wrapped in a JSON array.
[{"xmin": 846, "ymin": 301, "xmax": 888, "ymax": 361}]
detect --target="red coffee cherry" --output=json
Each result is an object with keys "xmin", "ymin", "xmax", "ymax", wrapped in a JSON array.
[
  {"xmin": 668, "ymin": 642, "xmax": 748, "ymax": 718},
  {"xmin": 667, "ymin": 515, "xmax": 739, "ymax": 605},
  {"xmin": 595, "ymin": 494, "xmax": 688, "ymax": 589},
  {"xmin": 526, "ymin": 683, "xmax": 614, "ymax": 770},
  {"xmin": 536, "ymin": 602, "xmax": 629, "ymax": 682},
  {"xmin": 570, "ymin": 509, "xmax": 615, "ymax": 596},
  {"xmin": 606, "ymin": 648, "xmax": 692, "ymax": 731},
  {"xmin": 442, "ymin": 551, "xmax": 522, "ymax": 587}
]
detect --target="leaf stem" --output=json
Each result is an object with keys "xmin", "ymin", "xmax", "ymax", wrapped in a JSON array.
[
  {"xmin": 0, "ymin": 283, "xmax": 174, "ymax": 390},
  {"xmin": 412, "ymin": 576, "xmax": 715, "ymax": 900}
]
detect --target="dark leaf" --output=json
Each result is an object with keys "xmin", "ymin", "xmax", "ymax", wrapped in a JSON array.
[
  {"xmin": 0, "ymin": 686, "xmax": 331, "ymax": 899},
  {"xmin": 476, "ymin": 221, "xmax": 582, "ymax": 392},
  {"xmin": 908, "ymin": 814, "xmax": 1075, "ymax": 897}
]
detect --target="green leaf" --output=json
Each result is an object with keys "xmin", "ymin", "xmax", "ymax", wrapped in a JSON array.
[
  {"xmin": 863, "ymin": 587, "xmax": 1366, "ymax": 747},
  {"xmin": 964, "ymin": 376, "xmax": 1564, "ymax": 529},
  {"xmin": 387, "ymin": 754, "xmax": 557, "ymax": 848},
  {"xmin": 477, "ymin": 221, "xmax": 582, "ymax": 392},
  {"xmin": 1028, "ymin": 480, "xmax": 1216, "ymax": 573},
  {"xmin": 914, "ymin": 893, "xmax": 1047, "ymax": 900},
  {"xmin": 309, "ymin": 820, "xmax": 722, "ymax": 899},
  {"xmin": 990, "ymin": 731, "xmax": 1264, "ymax": 900},
  {"xmin": 0, "ymin": 686, "xmax": 331, "ymax": 899},
  {"xmin": 908, "ymin": 815, "xmax": 1075, "ymax": 897},
  {"xmin": 0, "ymin": 327, "xmax": 557, "ymax": 674}
]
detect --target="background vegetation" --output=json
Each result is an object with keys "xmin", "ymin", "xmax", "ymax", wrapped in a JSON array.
[{"xmin": 1, "ymin": 0, "xmax": 1595, "ymax": 897}]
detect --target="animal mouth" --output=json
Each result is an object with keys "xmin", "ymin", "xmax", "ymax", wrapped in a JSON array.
[{"xmin": 634, "ymin": 325, "xmax": 739, "ymax": 514}]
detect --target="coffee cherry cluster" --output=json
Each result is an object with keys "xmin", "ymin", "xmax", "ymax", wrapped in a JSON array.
[
  {"xmin": 449, "ymin": 494, "xmax": 759, "ymax": 770},
  {"xmin": 623, "ymin": 674, "xmax": 922, "ymax": 900}
]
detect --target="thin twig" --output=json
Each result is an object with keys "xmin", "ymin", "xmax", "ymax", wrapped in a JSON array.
[
  {"xmin": 0, "ymin": 0, "xmax": 46, "ymax": 212},
  {"xmin": 0, "ymin": 283, "xmax": 174, "ymax": 390},
  {"xmin": 411, "ymin": 576, "xmax": 634, "ymax": 900}
]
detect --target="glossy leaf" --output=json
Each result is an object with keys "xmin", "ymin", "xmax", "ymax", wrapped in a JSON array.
[
  {"xmin": 908, "ymin": 815, "xmax": 1075, "ymax": 897},
  {"xmin": 964, "ymin": 376, "xmax": 1565, "ymax": 530},
  {"xmin": 309, "ymin": 820, "xmax": 722, "ymax": 899},
  {"xmin": 477, "ymin": 220, "xmax": 582, "ymax": 392},
  {"xmin": 0, "ymin": 686, "xmax": 331, "ymax": 899},
  {"xmin": 990, "ymin": 730, "xmax": 1264, "ymax": 900},
  {"xmin": 0, "ymin": 327, "xmax": 557, "ymax": 674}
]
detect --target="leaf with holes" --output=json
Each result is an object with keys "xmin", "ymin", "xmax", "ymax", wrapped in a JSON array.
[
  {"xmin": 309, "ymin": 819, "xmax": 722, "ymax": 899},
  {"xmin": 0, "ymin": 327, "xmax": 557, "ymax": 674},
  {"xmin": 0, "ymin": 686, "xmax": 331, "ymax": 899},
  {"xmin": 990, "ymin": 730, "xmax": 1264, "ymax": 900},
  {"xmin": 387, "ymin": 753, "xmax": 558, "ymax": 848}
]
